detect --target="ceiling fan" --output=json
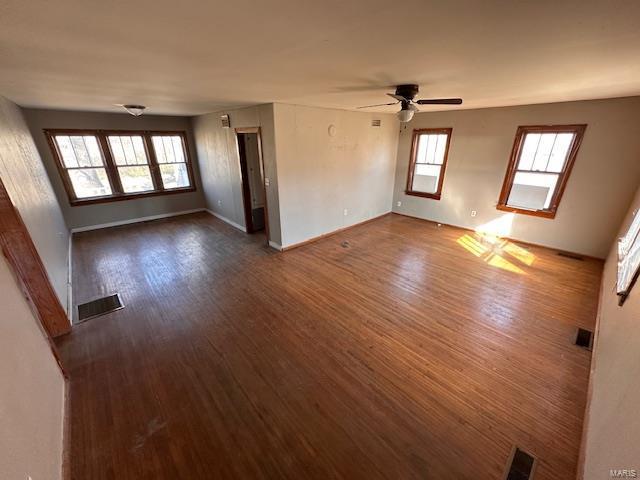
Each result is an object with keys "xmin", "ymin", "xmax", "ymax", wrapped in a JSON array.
[{"xmin": 358, "ymin": 84, "xmax": 462, "ymax": 122}]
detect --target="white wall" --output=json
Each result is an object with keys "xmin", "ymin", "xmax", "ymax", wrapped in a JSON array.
[
  {"xmin": 0, "ymin": 98, "xmax": 69, "ymax": 308},
  {"xmin": 392, "ymin": 97, "xmax": 640, "ymax": 258},
  {"xmin": 23, "ymin": 108, "xmax": 206, "ymax": 230},
  {"xmin": 581, "ymin": 184, "xmax": 640, "ymax": 479},
  {"xmin": 0, "ymin": 97, "xmax": 65, "ymax": 479},
  {"xmin": 192, "ymin": 104, "xmax": 281, "ymax": 245},
  {"xmin": 273, "ymin": 104, "xmax": 398, "ymax": 247}
]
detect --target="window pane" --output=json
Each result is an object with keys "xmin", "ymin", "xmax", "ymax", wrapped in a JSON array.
[
  {"xmin": 70, "ymin": 136, "xmax": 92, "ymax": 167},
  {"xmin": 517, "ymin": 133, "xmax": 540, "ymax": 170},
  {"xmin": 117, "ymin": 166, "xmax": 154, "ymax": 193},
  {"xmin": 433, "ymin": 134, "xmax": 447, "ymax": 165},
  {"xmin": 507, "ymin": 172, "xmax": 559, "ymax": 210},
  {"xmin": 425, "ymin": 135, "xmax": 438, "ymax": 164},
  {"xmin": 55, "ymin": 136, "xmax": 78, "ymax": 168},
  {"xmin": 547, "ymin": 133, "xmax": 574, "ymax": 172},
  {"xmin": 108, "ymin": 136, "xmax": 148, "ymax": 166},
  {"xmin": 132, "ymin": 136, "xmax": 147, "ymax": 163},
  {"xmin": 152, "ymin": 137, "xmax": 166, "ymax": 163},
  {"xmin": 532, "ymin": 133, "xmax": 557, "ymax": 171},
  {"xmin": 152, "ymin": 135, "xmax": 186, "ymax": 164},
  {"xmin": 84, "ymin": 137, "xmax": 104, "ymax": 166},
  {"xmin": 68, "ymin": 168, "xmax": 112, "ymax": 198},
  {"xmin": 172, "ymin": 137, "xmax": 185, "ymax": 162},
  {"xmin": 416, "ymin": 134, "xmax": 448, "ymax": 165},
  {"xmin": 160, "ymin": 164, "xmax": 190, "ymax": 189},
  {"xmin": 412, "ymin": 164, "xmax": 441, "ymax": 193}
]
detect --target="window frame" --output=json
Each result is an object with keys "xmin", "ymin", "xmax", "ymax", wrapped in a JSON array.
[
  {"xmin": 497, "ymin": 124, "xmax": 586, "ymax": 219},
  {"xmin": 45, "ymin": 129, "xmax": 196, "ymax": 206},
  {"xmin": 405, "ymin": 128, "xmax": 453, "ymax": 200}
]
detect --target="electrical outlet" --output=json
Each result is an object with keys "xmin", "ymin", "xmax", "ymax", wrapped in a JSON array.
[
  {"xmin": 471, "ymin": 210, "xmax": 477, "ymax": 217},
  {"xmin": 343, "ymin": 209, "xmax": 348, "ymax": 216},
  {"xmin": 396, "ymin": 201, "xmax": 402, "ymax": 207},
  {"xmin": 217, "ymin": 200, "xmax": 222, "ymax": 206}
]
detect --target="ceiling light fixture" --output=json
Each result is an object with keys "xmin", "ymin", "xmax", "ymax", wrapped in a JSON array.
[
  {"xmin": 397, "ymin": 103, "xmax": 416, "ymax": 123},
  {"xmin": 121, "ymin": 104, "xmax": 146, "ymax": 116}
]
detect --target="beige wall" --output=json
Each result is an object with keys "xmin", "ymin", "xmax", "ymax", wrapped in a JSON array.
[
  {"xmin": 192, "ymin": 104, "xmax": 282, "ymax": 245},
  {"xmin": 273, "ymin": 104, "xmax": 398, "ymax": 247},
  {"xmin": 0, "ymin": 97, "xmax": 69, "ymax": 308},
  {"xmin": 23, "ymin": 108, "xmax": 205, "ymax": 230},
  {"xmin": 392, "ymin": 97, "xmax": 640, "ymax": 258},
  {"xmin": 581, "ymin": 184, "xmax": 640, "ymax": 479},
  {"xmin": 0, "ymin": 97, "xmax": 65, "ymax": 479}
]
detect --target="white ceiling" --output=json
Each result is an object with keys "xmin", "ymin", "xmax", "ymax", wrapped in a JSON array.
[{"xmin": 1, "ymin": 0, "xmax": 639, "ymax": 116}]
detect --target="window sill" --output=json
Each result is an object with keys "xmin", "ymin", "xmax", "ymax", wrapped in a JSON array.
[
  {"xmin": 405, "ymin": 190, "xmax": 442, "ymax": 200},
  {"xmin": 69, "ymin": 187, "xmax": 196, "ymax": 206},
  {"xmin": 496, "ymin": 203, "xmax": 556, "ymax": 219}
]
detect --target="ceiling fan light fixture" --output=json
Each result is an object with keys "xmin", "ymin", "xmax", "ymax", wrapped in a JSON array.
[
  {"xmin": 397, "ymin": 108, "xmax": 415, "ymax": 123},
  {"xmin": 122, "ymin": 104, "xmax": 146, "ymax": 116}
]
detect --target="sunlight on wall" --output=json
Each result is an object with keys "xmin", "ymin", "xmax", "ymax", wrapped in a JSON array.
[
  {"xmin": 475, "ymin": 213, "xmax": 515, "ymax": 238},
  {"xmin": 456, "ymin": 214, "xmax": 536, "ymax": 274}
]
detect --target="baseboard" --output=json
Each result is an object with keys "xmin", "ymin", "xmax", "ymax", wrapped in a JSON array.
[
  {"xmin": 66, "ymin": 233, "xmax": 73, "ymax": 322},
  {"xmin": 70, "ymin": 209, "xmax": 206, "ymax": 233},
  {"xmin": 204, "ymin": 209, "xmax": 247, "ymax": 232},
  {"xmin": 268, "ymin": 240, "xmax": 283, "ymax": 251},
  {"xmin": 281, "ymin": 212, "xmax": 391, "ymax": 252}
]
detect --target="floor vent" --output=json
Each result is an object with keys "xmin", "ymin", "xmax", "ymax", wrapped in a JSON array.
[
  {"xmin": 77, "ymin": 294, "xmax": 124, "ymax": 323},
  {"xmin": 557, "ymin": 251, "xmax": 584, "ymax": 261},
  {"xmin": 575, "ymin": 328, "xmax": 593, "ymax": 349},
  {"xmin": 505, "ymin": 447, "xmax": 536, "ymax": 480}
]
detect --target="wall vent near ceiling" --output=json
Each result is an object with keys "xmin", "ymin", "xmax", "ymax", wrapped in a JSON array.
[
  {"xmin": 221, "ymin": 114, "xmax": 230, "ymax": 128},
  {"xmin": 371, "ymin": 119, "xmax": 381, "ymax": 127},
  {"xmin": 504, "ymin": 446, "xmax": 537, "ymax": 480}
]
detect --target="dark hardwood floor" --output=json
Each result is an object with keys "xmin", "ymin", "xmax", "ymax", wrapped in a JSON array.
[{"xmin": 56, "ymin": 212, "xmax": 602, "ymax": 480}]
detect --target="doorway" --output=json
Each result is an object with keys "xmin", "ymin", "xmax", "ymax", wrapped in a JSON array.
[{"xmin": 236, "ymin": 128, "xmax": 269, "ymax": 241}]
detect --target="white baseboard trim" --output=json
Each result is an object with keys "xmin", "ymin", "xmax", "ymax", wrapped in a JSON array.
[
  {"xmin": 268, "ymin": 240, "xmax": 283, "ymax": 251},
  {"xmin": 204, "ymin": 209, "xmax": 247, "ymax": 232},
  {"xmin": 70, "ymin": 208, "xmax": 206, "ymax": 233},
  {"xmin": 67, "ymin": 232, "xmax": 73, "ymax": 322}
]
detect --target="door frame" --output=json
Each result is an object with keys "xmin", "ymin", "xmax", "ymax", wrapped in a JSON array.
[{"xmin": 235, "ymin": 127, "xmax": 270, "ymax": 242}]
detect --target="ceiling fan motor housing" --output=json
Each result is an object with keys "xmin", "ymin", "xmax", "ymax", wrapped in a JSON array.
[{"xmin": 396, "ymin": 84, "xmax": 420, "ymax": 100}]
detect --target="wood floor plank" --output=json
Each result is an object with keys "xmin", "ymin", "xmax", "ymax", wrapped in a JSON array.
[{"xmin": 56, "ymin": 212, "xmax": 602, "ymax": 479}]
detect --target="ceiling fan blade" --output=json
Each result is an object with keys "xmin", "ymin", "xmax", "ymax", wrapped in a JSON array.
[
  {"xmin": 357, "ymin": 101, "xmax": 399, "ymax": 109},
  {"xmin": 416, "ymin": 98, "xmax": 463, "ymax": 105},
  {"xmin": 387, "ymin": 93, "xmax": 409, "ymax": 102}
]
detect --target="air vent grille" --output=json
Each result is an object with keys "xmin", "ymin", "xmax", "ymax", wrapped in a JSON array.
[
  {"xmin": 505, "ymin": 447, "xmax": 536, "ymax": 480},
  {"xmin": 371, "ymin": 119, "xmax": 381, "ymax": 127},
  {"xmin": 77, "ymin": 293, "xmax": 124, "ymax": 323},
  {"xmin": 575, "ymin": 328, "xmax": 593, "ymax": 349},
  {"xmin": 558, "ymin": 251, "xmax": 584, "ymax": 261}
]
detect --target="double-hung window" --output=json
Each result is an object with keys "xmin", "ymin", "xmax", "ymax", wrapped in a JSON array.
[
  {"xmin": 497, "ymin": 125, "xmax": 586, "ymax": 218},
  {"xmin": 46, "ymin": 130, "xmax": 194, "ymax": 205},
  {"xmin": 405, "ymin": 128, "xmax": 452, "ymax": 200}
]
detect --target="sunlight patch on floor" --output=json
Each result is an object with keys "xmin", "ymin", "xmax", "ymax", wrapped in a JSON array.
[{"xmin": 456, "ymin": 216, "xmax": 535, "ymax": 274}]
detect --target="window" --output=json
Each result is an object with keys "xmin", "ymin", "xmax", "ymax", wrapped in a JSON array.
[
  {"xmin": 46, "ymin": 130, "xmax": 194, "ymax": 205},
  {"xmin": 617, "ymin": 210, "xmax": 640, "ymax": 305},
  {"xmin": 405, "ymin": 128, "xmax": 452, "ymax": 200},
  {"xmin": 497, "ymin": 125, "xmax": 586, "ymax": 218}
]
